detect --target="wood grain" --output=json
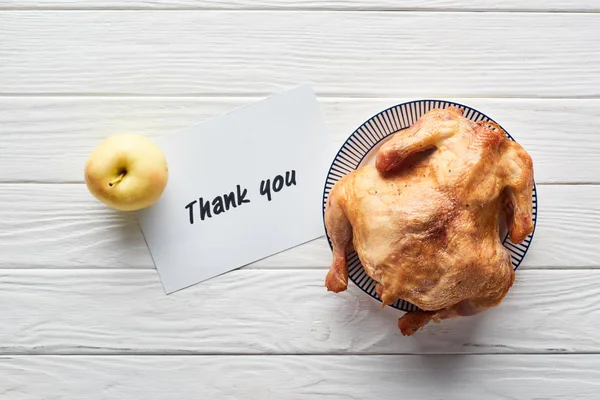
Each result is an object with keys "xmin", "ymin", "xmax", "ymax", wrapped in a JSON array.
[
  {"xmin": 1, "ymin": 12, "xmax": 599, "ymax": 97},
  {"xmin": 1, "ymin": 97, "xmax": 599, "ymax": 184},
  {"xmin": 2, "ymin": 0, "xmax": 598, "ymax": 11},
  {"xmin": 0, "ymin": 269, "xmax": 599, "ymax": 355},
  {"xmin": 0, "ymin": 183, "xmax": 330, "ymax": 269},
  {"xmin": 2, "ymin": 355, "xmax": 600, "ymax": 400},
  {"xmin": 1, "ymin": 2, "xmax": 598, "ymax": 396},
  {"xmin": 0, "ymin": 183, "xmax": 151, "ymax": 269},
  {"xmin": 0, "ymin": 184, "xmax": 596, "ymax": 269}
]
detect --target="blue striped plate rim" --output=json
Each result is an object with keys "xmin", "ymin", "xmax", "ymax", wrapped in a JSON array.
[{"xmin": 321, "ymin": 99, "xmax": 538, "ymax": 312}]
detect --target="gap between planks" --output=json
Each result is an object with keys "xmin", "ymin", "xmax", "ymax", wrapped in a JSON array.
[
  {"xmin": 2, "ymin": 93, "xmax": 600, "ymax": 100},
  {"xmin": 0, "ymin": 352, "xmax": 598, "ymax": 356},
  {"xmin": 0, "ymin": 266, "xmax": 599, "ymax": 270},
  {"xmin": 1, "ymin": 8, "xmax": 599, "ymax": 13},
  {"xmin": 1, "ymin": 181, "xmax": 598, "ymax": 186}
]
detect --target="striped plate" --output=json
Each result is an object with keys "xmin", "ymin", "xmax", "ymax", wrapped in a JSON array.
[{"xmin": 322, "ymin": 100, "xmax": 538, "ymax": 312}]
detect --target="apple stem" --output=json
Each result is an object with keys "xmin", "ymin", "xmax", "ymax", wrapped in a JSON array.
[{"xmin": 109, "ymin": 172, "xmax": 125, "ymax": 187}]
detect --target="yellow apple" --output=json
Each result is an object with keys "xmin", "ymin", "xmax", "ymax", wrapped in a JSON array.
[{"xmin": 84, "ymin": 134, "xmax": 169, "ymax": 211}]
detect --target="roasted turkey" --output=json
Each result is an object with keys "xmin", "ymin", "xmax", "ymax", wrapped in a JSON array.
[{"xmin": 324, "ymin": 107, "xmax": 534, "ymax": 335}]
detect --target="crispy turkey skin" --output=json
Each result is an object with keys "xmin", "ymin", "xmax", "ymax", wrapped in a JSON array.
[{"xmin": 324, "ymin": 107, "xmax": 534, "ymax": 335}]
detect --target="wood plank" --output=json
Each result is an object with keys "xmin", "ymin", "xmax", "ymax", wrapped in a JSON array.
[
  {"xmin": 2, "ymin": 0, "xmax": 598, "ymax": 11},
  {"xmin": 1, "ymin": 12, "xmax": 599, "ymax": 97},
  {"xmin": 0, "ymin": 269, "xmax": 599, "ymax": 355},
  {"xmin": 0, "ymin": 184, "xmax": 596, "ymax": 269},
  {"xmin": 1, "ymin": 97, "xmax": 599, "ymax": 184},
  {"xmin": 1, "ymin": 355, "xmax": 600, "ymax": 400},
  {"xmin": 0, "ymin": 183, "xmax": 331, "ymax": 269}
]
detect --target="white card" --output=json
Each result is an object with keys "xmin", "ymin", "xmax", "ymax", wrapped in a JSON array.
[{"xmin": 138, "ymin": 85, "xmax": 333, "ymax": 294}]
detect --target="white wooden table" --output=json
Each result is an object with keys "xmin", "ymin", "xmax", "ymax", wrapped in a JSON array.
[{"xmin": 1, "ymin": 1, "xmax": 600, "ymax": 398}]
